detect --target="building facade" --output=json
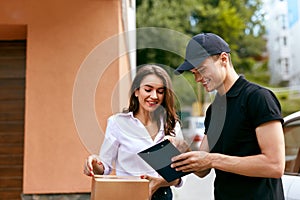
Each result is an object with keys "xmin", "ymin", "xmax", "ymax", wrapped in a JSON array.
[
  {"xmin": 0, "ymin": 0, "xmax": 135, "ymax": 199},
  {"xmin": 264, "ymin": 0, "xmax": 300, "ymax": 88}
]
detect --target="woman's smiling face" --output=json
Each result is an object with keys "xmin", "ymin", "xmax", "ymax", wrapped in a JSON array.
[{"xmin": 135, "ymin": 74, "xmax": 165, "ymax": 113}]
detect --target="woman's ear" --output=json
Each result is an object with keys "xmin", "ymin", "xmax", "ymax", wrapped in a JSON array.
[{"xmin": 134, "ymin": 89, "xmax": 139, "ymax": 97}]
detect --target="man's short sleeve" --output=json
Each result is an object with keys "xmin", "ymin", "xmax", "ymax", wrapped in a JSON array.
[{"xmin": 247, "ymin": 88, "xmax": 283, "ymax": 128}]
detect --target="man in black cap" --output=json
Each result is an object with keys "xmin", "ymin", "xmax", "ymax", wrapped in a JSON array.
[{"xmin": 171, "ymin": 33, "xmax": 285, "ymax": 200}]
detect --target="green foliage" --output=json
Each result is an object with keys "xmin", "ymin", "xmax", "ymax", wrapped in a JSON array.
[
  {"xmin": 190, "ymin": 1, "xmax": 245, "ymax": 47},
  {"xmin": 172, "ymin": 73, "xmax": 199, "ymax": 106},
  {"xmin": 137, "ymin": 49, "xmax": 184, "ymax": 71},
  {"xmin": 243, "ymin": 60, "xmax": 270, "ymax": 86},
  {"xmin": 243, "ymin": 61, "xmax": 300, "ymax": 117},
  {"xmin": 236, "ymin": 34, "xmax": 266, "ymax": 59},
  {"xmin": 237, "ymin": 57, "xmax": 256, "ymax": 73},
  {"xmin": 136, "ymin": 0, "xmax": 266, "ymax": 73},
  {"xmin": 276, "ymin": 92, "xmax": 289, "ymax": 101},
  {"xmin": 136, "ymin": 0, "xmax": 195, "ymax": 32},
  {"xmin": 136, "ymin": 0, "xmax": 196, "ymax": 68},
  {"xmin": 279, "ymin": 97, "xmax": 300, "ymax": 117},
  {"xmin": 136, "ymin": 0, "xmax": 277, "ymax": 113}
]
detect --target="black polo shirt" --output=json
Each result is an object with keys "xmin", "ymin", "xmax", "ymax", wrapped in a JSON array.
[{"xmin": 205, "ymin": 76, "xmax": 284, "ymax": 200}]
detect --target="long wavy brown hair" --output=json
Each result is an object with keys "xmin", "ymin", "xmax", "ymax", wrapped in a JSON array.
[{"xmin": 123, "ymin": 64, "xmax": 179, "ymax": 136}]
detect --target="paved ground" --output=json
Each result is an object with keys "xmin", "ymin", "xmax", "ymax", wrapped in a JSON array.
[{"xmin": 172, "ymin": 170, "xmax": 215, "ymax": 200}]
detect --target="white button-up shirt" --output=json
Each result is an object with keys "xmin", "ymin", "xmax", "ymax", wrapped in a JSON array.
[{"xmin": 100, "ymin": 112, "xmax": 183, "ymax": 178}]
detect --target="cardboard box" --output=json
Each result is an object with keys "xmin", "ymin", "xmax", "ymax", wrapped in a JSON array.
[{"xmin": 91, "ymin": 175, "xmax": 149, "ymax": 200}]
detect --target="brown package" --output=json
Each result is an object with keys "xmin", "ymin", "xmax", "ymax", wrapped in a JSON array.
[{"xmin": 91, "ymin": 175, "xmax": 149, "ymax": 200}]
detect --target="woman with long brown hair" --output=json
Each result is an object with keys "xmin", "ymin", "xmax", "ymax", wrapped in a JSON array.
[{"xmin": 84, "ymin": 64, "xmax": 184, "ymax": 200}]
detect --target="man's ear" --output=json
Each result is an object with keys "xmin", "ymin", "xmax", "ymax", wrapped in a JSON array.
[{"xmin": 220, "ymin": 52, "xmax": 229, "ymax": 65}]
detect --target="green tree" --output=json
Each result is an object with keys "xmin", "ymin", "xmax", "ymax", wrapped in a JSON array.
[
  {"xmin": 136, "ymin": 0, "xmax": 266, "ymax": 107},
  {"xmin": 136, "ymin": 0, "xmax": 266, "ymax": 72},
  {"xmin": 136, "ymin": 0, "xmax": 196, "ymax": 68}
]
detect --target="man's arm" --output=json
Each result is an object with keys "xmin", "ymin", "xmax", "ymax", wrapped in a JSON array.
[
  {"xmin": 189, "ymin": 135, "xmax": 211, "ymax": 178},
  {"xmin": 171, "ymin": 120, "xmax": 285, "ymax": 178}
]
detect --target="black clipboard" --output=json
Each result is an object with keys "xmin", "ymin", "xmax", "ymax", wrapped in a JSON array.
[{"xmin": 138, "ymin": 139, "xmax": 190, "ymax": 182}]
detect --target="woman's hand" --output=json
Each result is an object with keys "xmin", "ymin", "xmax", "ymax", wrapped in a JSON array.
[
  {"xmin": 83, "ymin": 154, "xmax": 104, "ymax": 176},
  {"xmin": 140, "ymin": 175, "xmax": 181, "ymax": 199},
  {"xmin": 140, "ymin": 175, "xmax": 163, "ymax": 198},
  {"xmin": 164, "ymin": 136, "xmax": 191, "ymax": 153}
]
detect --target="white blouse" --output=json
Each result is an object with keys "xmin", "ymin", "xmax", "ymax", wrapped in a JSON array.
[{"xmin": 100, "ymin": 112, "xmax": 183, "ymax": 178}]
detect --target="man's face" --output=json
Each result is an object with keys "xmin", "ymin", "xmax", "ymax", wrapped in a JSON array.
[{"xmin": 190, "ymin": 54, "xmax": 226, "ymax": 93}]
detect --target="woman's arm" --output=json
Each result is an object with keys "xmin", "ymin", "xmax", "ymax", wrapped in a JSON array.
[{"xmin": 83, "ymin": 116, "xmax": 119, "ymax": 176}]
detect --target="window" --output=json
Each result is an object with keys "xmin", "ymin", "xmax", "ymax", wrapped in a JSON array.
[
  {"xmin": 195, "ymin": 121, "xmax": 205, "ymax": 129},
  {"xmin": 182, "ymin": 120, "xmax": 190, "ymax": 129},
  {"xmin": 284, "ymin": 118, "xmax": 300, "ymax": 174},
  {"xmin": 283, "ymin": 36, "xmax": 287, "ymax": 46},
  {"xmin": 278, "ymin": 58, "xmax": 290, "ymax": 74}
]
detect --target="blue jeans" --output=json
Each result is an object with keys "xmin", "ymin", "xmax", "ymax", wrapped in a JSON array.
[{"xmin": 151, "ymin": 187, "xmax": 172, "ymax": 200}]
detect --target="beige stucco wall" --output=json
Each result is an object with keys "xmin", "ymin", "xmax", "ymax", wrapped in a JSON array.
[{"xmin": 0, "ymin": 0, "xmax": 130, "ymax": 194}]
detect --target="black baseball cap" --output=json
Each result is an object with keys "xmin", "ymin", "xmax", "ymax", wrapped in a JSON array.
[{"xmin": 175, "ymin": 33, "xmax": 231, "ymax": 74}]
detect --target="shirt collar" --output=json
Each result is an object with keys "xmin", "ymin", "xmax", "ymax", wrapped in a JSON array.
[
  {"xmin": 225, "ymin": 75, "xmax": 248, "ymax": 98},
  {"xmin": 117, "ymin": 111, "xmax": 135, "ymax": 118},
  {"xmin": 118, "ymin": 111, "xmax": 164, "ymax": 131}
]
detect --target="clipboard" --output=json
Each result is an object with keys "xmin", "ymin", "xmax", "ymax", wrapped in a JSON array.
[{"xmin": 138, "ymin": 139, "xmax": 190, "ymax": 182}]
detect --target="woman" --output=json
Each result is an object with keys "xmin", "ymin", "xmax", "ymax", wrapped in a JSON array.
[{"xmin": 83, "ymin": 64, "xmax": 185, "ymax": 200}]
